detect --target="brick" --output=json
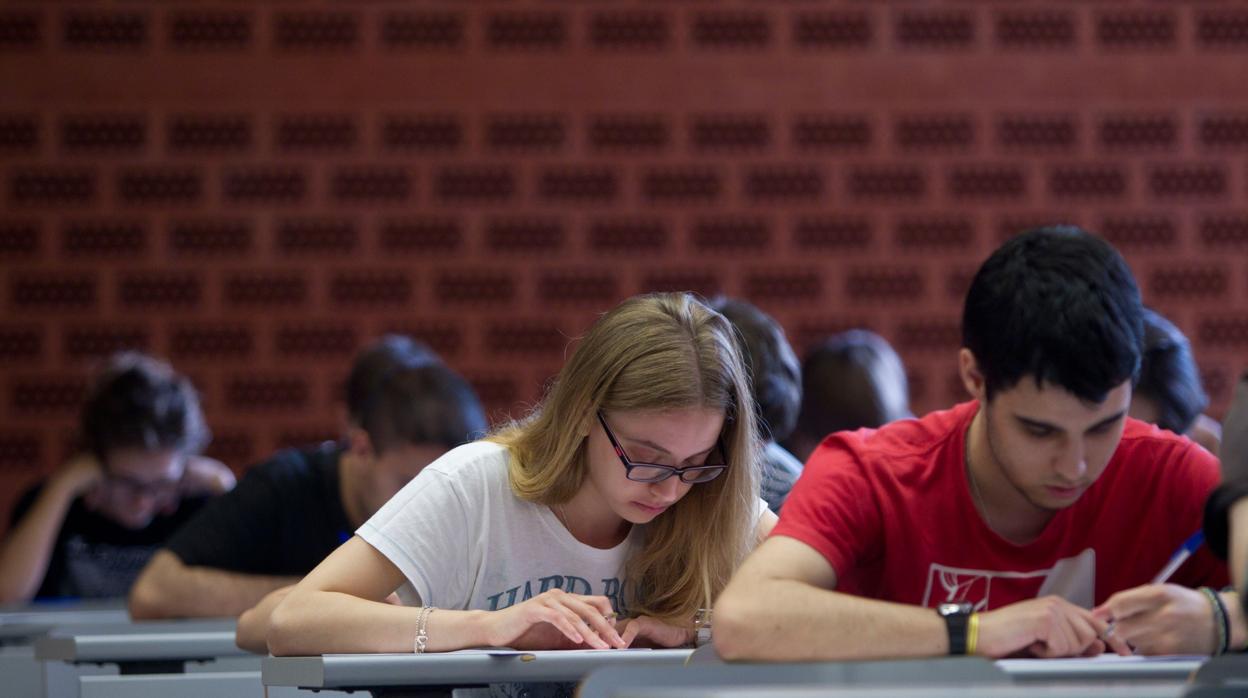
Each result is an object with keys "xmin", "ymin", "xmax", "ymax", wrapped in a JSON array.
[
  {"xmin": 382, "ymin": 115, "xmax": 462, "ymax": 151},
  {"xmin": 897, "ymin": 318, "xmax": 962, "ymax": 353},
  {"xmin": 1197, "ymin": 12, "xmax": 1248, "ymax": 49},
  {"xmin": 1148, "ymin": 164, "xmax": 1226, "ymax": 199},
  {"xmin": 11, "ymin": 274, "xmax": 96, "ymax": 310},
  {"xmin": 1096, "ymin": 11, "xmax": 1175, "ymax": 50},
  {"xmin": 1099, "ymin": 115, "xmax": 1177, "ymax": 151},
  {"xmin": 692, "ymin": 12, "xmax": 771, "ymax": 50},
  {"xmin": 0, "ymin": 12, "xmax": 40, "ymax": 49},
  {"xmin": 895, "ymin": 114, "xmax": 973, "ymax": 151},
  {"xmin": 846, "ymin": 268, "xmax": 924, "ymax": 301},
  {"xmin": 1048, "ymin": 165, "xmax": 1127, "ymax": 199},
  {"xmin": 435, "ymin": 271, "xmax": 516, "ymax": 305},
  {"xmin": 743, "ymin": 270, "xmax": 821, "ymax": 302},
  {"xmin": 117, "ymin": 168, "xmax": 201, "ymax": 205},
  {"xmin": 277, "ymin": 114, "xmax": 357, "ymax": 151},
  {"xmin": 692, "ymin": 115, "xmax": 770, "ymax": 151},
  {"xmin": 536, "ymin": 271, "xmax": 617, "ymax": 305},
  {"xmin": 170, "ymin": 219, "xmax": 252, "ymax": 256},
  {"xmin": 745, "ymin": 166, "xmax": 824, "ymax": 201},
  {"xmin": 275, "ymin": 324, "xmax": 358, "ymax": 358},
  {"xmin": 487, "ymin": 114, "xmax": 565, "ymax": 151},
  {"xmin": 848, "ymin": 166, "xmax": 925, "ymax": 200},
  {"xmin": 486, "ymin": 13, "xmax": 566, "ymax": 50},
  {"xmin": 793, "ymin": 12, "xmax": 872, "ymax": 49},
  {"xmin": 995, "ymin": 11, "xmax": 1076, "ymax": 49},
  {"xmin": 224, "ymin": 272, "xmax": 308, "ymax": 307},
  {"xmin": 225, "ymin": 376, "xmax": 309, "ymax": 410},
  {"xmin": 484, "ymin": 321, "xmax": 566, "ymax": 356},
  {"xmin": 61, "ymin": 220, "xmax": 147, "ymax": 257},
  {"xmin": 330, "ymin": 166, "xmax": 412, "ymax": 203},
  {"xmin": 276, "ymin": 219, "xmax": 358, "ymax": 255},
  {"xmin": 894, "ymin": 217, "xmax": 975, "ymax": 249},
  {"xmin": 640, "ymin": 271, "xmax": 722, "ymax": 298},
  {"xmin": 793, "ymin": 216, "xmax": 872, "ymax": 251},
  {"xmin": 1100, "ymin": 215, "xmax": 1178, "ymax": 251},
  {"xmin": 170, "ymin": 325, "xmax": 254, "ymax": 359},
  {"xmin": 380, "ymin": 218, "xmax": 462, "ymax": 254},
  {"xmin": 949, "ymin": 166, "xmax": 1026, "ymax": 199},
  {"xmin": 0, "ymin": 326, "xmax": 41, "ymax": 360},
  {"xmin": 435, "ymin": 166, "xmax": 515, "ymax": 203},
  {"xmin": 589, "ymin": 115, "xmax": 668, "ymax": 151},
  {"xmin": 895, "ymin": 10, "xmax": 975, "ymax": 49},
  {"xmin": 642, "ymin": 167, "xmax": 722, "ymax": 203},
  {"xmin": 223, "ymin": 167, "xmax": 307, "ymax": 203},
  {"xmin": 169, "ymin": 12, "xmax": 251, "ymax": 50},
  {"xmin": 1200, "ymin": 214, "xmax": 1248, "ymax": 249},
  {"xmin": 793, "ymin": 115, "xmax": 872, "ymax": 151},
  {"xmin": 63, "ymin": 325, "xmax": 149, "ymax": 359},
  {"xmin": 328, "ymin": 271, "xmax": 413, "ymax": 307},
  {"xmin": 167, "ymin": 114, "xmax": 251, "ymax": 152},
  {"xmin": 63, "ymin": 12, "xmax": 146, "ymax": 50},
  {"xmin": 376, "ymin": 321, "xmax": 463, "ymax": 357},
  {"xmin": 590, "ymin": 12, "xmax": 669, "ymax": 50},
  {"xmin": 998, "ymin": 114, "xmax": 1077, "ymax": 151},
  {"xmin": 486, "ymin": 218, "xmax": 565, "ymax": 253},
  {"xmin": 381, "ymin": 12, "xmax": 463, "ymax": 49},
  {"xmin": 538, "ymin": 167, "xmax": 618, "ymax": 202},
  {"xmin": 589, "ymin": 219, "xmax": 669, "ymax": 254},
  {"xmin": 61, "ymin": 114, "xmax": 147, "ymax": 155},
  {"xmin": 12, "ymin": 377, "xmax": 86, "ymax": 415},
  {"xmin": 273, "ymin": 12, "xmax": 358, "ymax": 50},
  {"xmin": 692, "ymin": 217, "xmax": 771, "ymax": 253},
  {"xmin": 10, "ymin": 169, "xmax": 95, "ymax": 206},
  {"xmin": 118, "ymin": 272, "xmax": 202, "ymax": 308}
]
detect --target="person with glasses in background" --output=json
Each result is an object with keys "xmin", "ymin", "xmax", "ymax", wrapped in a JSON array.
[
  {"xmin": 259, "ymin": 293, "xmax": 776, "ymax": 658},
  {"xmin": 0, "ymin": 352, "xmax": 234, "ymax": 604}
]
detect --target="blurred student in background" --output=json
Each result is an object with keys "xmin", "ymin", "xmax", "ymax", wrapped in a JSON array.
[
  {"xmin": 710, "ymin": 297, "xmax": 803, "ymax": 513},
  {"xmin": 1130, "ymin": 307, "xmax": 1222, "ymax": 454},
  {"xmin": 782, "ymin": 329, "xmax": 912, "ymax": 463},
  {"xmin": 0, "ymin": 352, "xmax": 233, "ymax": 604},
  {"xmin": 129, "ymin": 335, "xmax": 486, "ymax": 626}
]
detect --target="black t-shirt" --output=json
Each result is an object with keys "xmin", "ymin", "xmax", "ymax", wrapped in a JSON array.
[
  {"xmin": 10, "ymin": 484, "xmax": 209, "ymax": 600},
  {"xmin": 164, "ymin": 443, "xmax": 353, "ymax": 576}
]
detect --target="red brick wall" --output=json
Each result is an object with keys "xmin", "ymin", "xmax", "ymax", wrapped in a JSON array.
[{"xmin": 3, "ymin": 1, "xmax": 1247, "ymax": 528}]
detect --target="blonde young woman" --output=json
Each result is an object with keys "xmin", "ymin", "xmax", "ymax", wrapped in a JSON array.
[{"xmin": 262, "ymin": 293, "xmax": 777, "ymax": 654}]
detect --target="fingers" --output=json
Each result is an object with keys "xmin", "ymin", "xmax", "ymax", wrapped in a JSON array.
[
  {"xmin": 1100, "ymin": 623, "xmax": 1134, "ymax": 656},
  {"xmin": 555, "ymin": 595, "xmax": 625, "ymax": 649},
  {"xmin": 1094, "ymin": 585, "xmax": 1169, "ymax": 625},
  {"xmin": 532, "ymin": 605, "xmax": 586, "ymax": 646}
]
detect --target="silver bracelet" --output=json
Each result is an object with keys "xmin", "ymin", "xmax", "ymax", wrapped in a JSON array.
[{"xmin": 415, "ymin": 606, "xmax": 437, "ymax": 654}]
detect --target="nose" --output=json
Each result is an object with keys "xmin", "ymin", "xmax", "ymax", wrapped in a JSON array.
[
  {"xmin": 1055, "ymin": 437, "xmax": 1089, "ymax": 482},
  {"xmin": 652, "ymin": 473, "xmax": 686, "ymax": 501}
]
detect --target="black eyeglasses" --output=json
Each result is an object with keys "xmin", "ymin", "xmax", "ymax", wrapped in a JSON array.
[{"xmin": 596, "ymin": 411, "xmax": 727, "ymax": 484}]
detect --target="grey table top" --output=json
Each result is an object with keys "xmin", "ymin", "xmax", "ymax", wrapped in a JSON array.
[
  {"xmin": 263, "ymin": 648, "xmax": 695, "ymax": 689},
  {"xmin": 33, "ymin": 619, "xmax": 244, "ymax": 663}
]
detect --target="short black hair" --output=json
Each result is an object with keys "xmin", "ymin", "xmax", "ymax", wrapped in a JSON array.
[
  {"xmin": 347, "ymin": 335, "xmax": 487, "ymax": 453},
  {"xmin": 963, "ymin": 225, "xmax": 1144, "ymax": 403},
  {"xmin": 709, "ymin": 297, "xmax": 801, "ymax": 442},
  {"xmin": 794, "ymin": 330, "xmax": 911, "ymax": 440},
  {"xmin": 1136, "ymin": 307, "xmax": 1208, "ymax": 433},
  {"xmin": 80, "ymin": 352, "xmax": 210, "ymax": 467}
]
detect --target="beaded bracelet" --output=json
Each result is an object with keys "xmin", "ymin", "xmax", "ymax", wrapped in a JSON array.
[
  {"xmin": 415, "ymin": 606, "xmax": 437, "ymax": 654},
  {"xmin": 1199, "ymin": 587, "xmax": 1229, "ymax": 656}
]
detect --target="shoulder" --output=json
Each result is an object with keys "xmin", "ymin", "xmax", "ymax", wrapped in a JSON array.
[
  {"xmin": 1110, "ymin": 418, "xmax": 1220, "ymax": 487},
  {"xmin": 422, "ymin": 441, "xmax": 512, "ymax": 489},
  {"xmin": 244, "ymin": 443, "xmax": 342, "ymax": 483},
  {"xmin": 809, "ymin": 402, "xmax": 972, "ymax": 477}
]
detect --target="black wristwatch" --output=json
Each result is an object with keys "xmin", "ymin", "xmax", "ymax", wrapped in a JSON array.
[{"xmin": 937, "ymin": 602, "xmax": 974, "ymax": 655}]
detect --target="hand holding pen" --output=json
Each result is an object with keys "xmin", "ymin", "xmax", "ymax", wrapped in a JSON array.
[{"xmin": 1091, "ymin": 531, "xmax": 1221, "ymax": 655}]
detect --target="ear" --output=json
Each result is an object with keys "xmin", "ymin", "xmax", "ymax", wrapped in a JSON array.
[
  {"xmin": 577, "ymin": 409, "xmax": 593, "ymax": 439},
  {"xmin": 346, "ymin": 426, "xmax": 374, "ymax": 459},
  {"xmin": 959, "ymin": 348, "xmax": 987, "ymax": 402}
]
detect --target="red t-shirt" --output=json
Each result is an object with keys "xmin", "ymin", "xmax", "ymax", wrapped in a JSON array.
[{"xmin": 773, "ymin": 401, "xmax": 1228, "ymax": 611}]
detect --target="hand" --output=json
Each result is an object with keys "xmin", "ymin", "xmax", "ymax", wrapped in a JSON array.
[
  {"xmin": 485, "ymin": 589, "xmax": 626, "ymax": 650},
  {"xmin": 178, "ymin": 456, "xmax": 236, "ymax": 497},
  {"xmin": 618, "ymin": 616, "xmax": 694, "ymax": 648},
  {"xmin": 53, "ymin": 453, "xmax": 104, "ymax": 502},
  {"xmin": 1092, "ymin": 584, "xmax": 1216, "ymax": 655},
  {"xmin": 978, "ymin": 595, "xmax": 1131, "ymax": 658}
]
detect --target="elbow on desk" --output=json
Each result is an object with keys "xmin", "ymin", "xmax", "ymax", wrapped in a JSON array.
[
  {"xmin": 265, "ymin": 594, "xmax": 304, "ymax": 656},
  {"xmin": 709, "ymin": 593, "xmax": 757, "ymax": 662},
  {"xmin": 127, "ymin": 573, "xmax": 174, "ymax": 620}
]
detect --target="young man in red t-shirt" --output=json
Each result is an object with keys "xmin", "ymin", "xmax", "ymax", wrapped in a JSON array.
[{"xmin": 716, "ymin": 226, "xmax": 1240, "ymax": 661}]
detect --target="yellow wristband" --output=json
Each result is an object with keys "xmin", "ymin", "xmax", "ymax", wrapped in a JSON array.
[{"xmin": 966, "ymin": 613, "xmax": 980, "ymax": 656}]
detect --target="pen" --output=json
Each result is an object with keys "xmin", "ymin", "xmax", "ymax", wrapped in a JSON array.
[{"xmin": 1150, "ymin": 530, "xmax": 1205, "ymax": 585}]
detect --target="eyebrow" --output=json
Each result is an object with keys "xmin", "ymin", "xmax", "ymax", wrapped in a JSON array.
[
  {"xmin": 618, "ymin": 435, "xmax": 717, "ymax": 461},
  {"xmin": 1015, "ymin": 410, "xmax": 1127, "ymax": 434}
]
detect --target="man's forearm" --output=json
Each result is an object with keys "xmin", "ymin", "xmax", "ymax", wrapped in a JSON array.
[
  {"xmin": 714, "ymin": 577, "xmax": 947, "ymax": 661},
  {"xmin": 129, "ymin": 551, "xmax": 298, "ymax": 619}
]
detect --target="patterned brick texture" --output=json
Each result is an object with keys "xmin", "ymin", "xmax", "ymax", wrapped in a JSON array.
[{"xmin": 2, "ymin": 1, "xmax": 1247, "ymax": 528}]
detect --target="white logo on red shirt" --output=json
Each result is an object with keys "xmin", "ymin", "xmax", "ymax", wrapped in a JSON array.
[{"xmin": 921, "ymin": 548, "xmax": 1097, "ymax": 611}]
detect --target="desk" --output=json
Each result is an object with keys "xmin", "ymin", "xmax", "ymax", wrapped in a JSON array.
[
  {"xmin": 78, "ymin": 671, "xmax": 351, "ymax": 698},
  {"xmin": 998, "ymin": 657, "xmax": 1204, "ymax": 682},
  {"xmin": 578, "ymin": 657, "xmax": 1202, "ymax": 698},
  {"xmin": 0, "ymin": 605, "xmax": 131, "ymax": 698},
  {"xmin": 263, "ymin": 649, "xmax": 694, "ymax": 697},
  {"xmin": 33, "ymin": 619, "xmax": 243, "ymax": 673}
]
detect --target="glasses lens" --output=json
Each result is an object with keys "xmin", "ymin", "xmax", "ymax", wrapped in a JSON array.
[
  {"xmin": 627, "ymin": 465, "xmax": 672, "ymax": 483},
  {"xmin": 681, "ymin": 467, "xmax": 725, "ymax": 484}
]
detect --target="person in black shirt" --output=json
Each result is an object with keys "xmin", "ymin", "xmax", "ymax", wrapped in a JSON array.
[
  {"xmin": 1205, "ymin": 371, "xmax": 1248, "ymax": 625},
  {"xmin": 0, "ymin": 352, "xmax": 233, "ymax": 603},
  {"xmin": 127, "ymin": 335, "xmax": 487, "ymax": 628}
]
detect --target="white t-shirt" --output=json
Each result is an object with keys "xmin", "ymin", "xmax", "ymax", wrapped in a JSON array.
[{"xmin": 358, "ymin": 441, "xmax": 642, "ymax": 613}]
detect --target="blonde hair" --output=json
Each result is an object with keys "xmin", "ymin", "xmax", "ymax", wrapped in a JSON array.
[{"xmin": 490, "ymin": 293, "xmax": 761, "ymax": 624}]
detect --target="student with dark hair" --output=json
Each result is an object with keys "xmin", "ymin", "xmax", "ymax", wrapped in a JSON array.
[
  {"xmin": 1131, "ymin": 307, "xmax": 1222, "ymax": 454},
  {"xmin": 717, "ymin": 226, "xmax": 1237, "ymax": 661},
  {"xmin": 128, "ymin": 335, "xmax": 486, "ymax": 623},
  {"xmin": 783, "ymin": 329, "xmax": 912, "ymax": 463},
  {"xmin": 709, "ymin": 297, "xmax": 803, "ymax": 513},
  {"xmin": 0, "ymin": 352, "xmax": 233, "ymax": 604}
]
